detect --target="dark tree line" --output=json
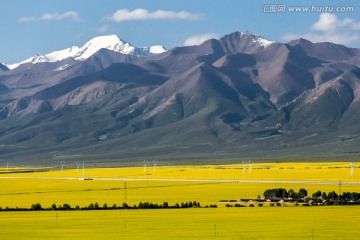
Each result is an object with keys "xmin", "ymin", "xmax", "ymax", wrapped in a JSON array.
[
  {"xmin": 0, "ymin": 201, "xmax": 211, "ymax": 212},
  {"xmin": 263, "ymin": 188, "xmax": 360, "ymax": 202},
  {"xmin": 263, "ymin": 188, "xmax": 307, "ymax": 199},
  {"xmin": 312, "ymin": 191, "xmax": 360, "ymax": 201}
]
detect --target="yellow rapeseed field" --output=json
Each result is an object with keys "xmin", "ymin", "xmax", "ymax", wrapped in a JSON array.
[
  {"xmin": 0, "ymin": 162, "xmax": 359, "ymax": 239},
  {"xmin": 0, "ymin": 162, "xmax": 359, "ymax": 207}
]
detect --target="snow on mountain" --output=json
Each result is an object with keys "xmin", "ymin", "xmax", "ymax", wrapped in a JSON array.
[
  {"xmin": 6, "ymin": 53, "xmax": 48, "ymax": 69},
  {"xmin": 73, "ymin": 35, "xmax": 166, "ymax": 60},
  {"xmin": 3, "ymin": 32, "xmax": 273, "ymax": 70},
  {"xmin": 5, "ymin": 35, "xmax": 167, "ymax": 70},
  {"xmin": 255, "ymin": 37, "xmax": 275, "ymax": 48},
  {"xmin": 74, "ymin": 35, "xmax": 132, "ymax": 60},
  {"xmin": 141, "ymin": 45, "xmax": 167, "ymax": 54},
  {"xmin": 46, "ymin": 46, "xmax": 80, "ymax": 62},
  {"xmin": 240, "ymin": 31, "xmax": 275, "ymax": 48},
  {"xmin": 54, "ymin": 64, "xmax": 71, "ymax": 72}
]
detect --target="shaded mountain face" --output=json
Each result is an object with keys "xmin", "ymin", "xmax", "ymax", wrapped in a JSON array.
[
  {"xmin": 1, "ymin": 31, "xmax": 360, "ymax": 163},
  {"xmin": 289, "ymin": 38, "xmax": 360, "ymax": 64},
  {"xmin": 0, "ymin": 63, "xmax": 9, "ymax": 71}
]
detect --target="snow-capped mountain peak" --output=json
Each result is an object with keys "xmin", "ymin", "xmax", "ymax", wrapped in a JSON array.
[
  {"xmin": 31, "ymin": 53, "xmax": 48, "ymax": 62},
  {"xmin": 74, "ymin": 35, "xmax": 166, "ymax": 60},
  {"xmin": 74, "ymin": 35, "xmax": 132, "ymax": 60},
  {"xmin": 45, "ymin": 46, "xmax": 80, "ymax": 62},
  {"xmin": 240, "ymin": 31, "xmax": 276, "ymax": 48},
  {"xmin": 5, "ymin": 35, "xmax": 167, "ymax": 70}
]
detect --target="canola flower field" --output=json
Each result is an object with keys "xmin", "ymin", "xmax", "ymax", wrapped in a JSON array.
[{"xmin": 0, "ymin": 161, "xmax": 359, "ymax": 239}]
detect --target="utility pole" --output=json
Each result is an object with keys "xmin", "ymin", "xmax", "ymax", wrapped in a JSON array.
[
  {"xmin": 350, "ymin": 162, "xmax": 355, "ymax": 176},
  {"xmin": 144, "ymin": 160, "xmax": 148, "ymax": 173},
  {"xmin": 312, "ymin": 229, "xmax": 314, "ymax": 240},
  {"xmin": 76, "ymin": 162, "xmax": 81, "ymax": 172},
  {"xmin": 153, "ymin": 160, "xmax": 158, "ymax": 173},
  {"xmin": 60, "ymin": 161, "xmax": 65, "ymax": 171},
  {"xmin": 124, "ymin": 181, "xmax": 127, "ymax": 201},
  {"xmin": 338, "ymin": 180, "xmax": 342, "ymax": 200}
]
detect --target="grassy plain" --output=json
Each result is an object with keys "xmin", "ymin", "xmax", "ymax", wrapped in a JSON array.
[{"xmin": 0, "ymin": 162, "xmax": 359, "ymax": 239}]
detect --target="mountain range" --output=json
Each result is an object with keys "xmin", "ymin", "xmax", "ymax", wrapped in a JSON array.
[{"xmin": 1, "ymin": 31, "xmax": 360, "ymax": 164}]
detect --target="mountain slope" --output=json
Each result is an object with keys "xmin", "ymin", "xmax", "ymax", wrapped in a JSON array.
[
  {"xmin": 284, "ymin": 67, "xmax": 360, "ymax": 129},
  {"xmin": 117, "ymin": 62, "xmax": 274, "ymax": 129},
  {"xmin": 0, "ymin": 62, "xmax": 167, "ymax": 118},
  {"xmin": 0, "ymin": 61, "xmax": 277, "ymax": 162}
]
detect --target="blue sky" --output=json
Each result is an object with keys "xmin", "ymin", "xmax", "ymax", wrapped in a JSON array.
[{"xmin": 1, "ymin": 0, "xmax": 360, "ymax": 63}]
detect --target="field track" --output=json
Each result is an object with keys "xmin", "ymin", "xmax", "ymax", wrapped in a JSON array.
[{"xmin": 0, "ymin": 176, "xmax": 359, "ymax": 185}]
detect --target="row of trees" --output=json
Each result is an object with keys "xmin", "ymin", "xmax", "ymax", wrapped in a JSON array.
[
  {"xmin": 134, "ymin": 201, "xmax": 202, "ymax": 209},
  {"xmin": 0, "ymin": 201, "xmax": 212, "ymax": 212},
  {"xmin": 312, "ymin": 191, "xmax": 360, "ymax": 201},
  {"xmin": 263, "ymin": 188, "xmax": 308, "ymax": 199},
  {"xmin": 263, "ymin": 188, "xmax": 360, "ymax": 201}
]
